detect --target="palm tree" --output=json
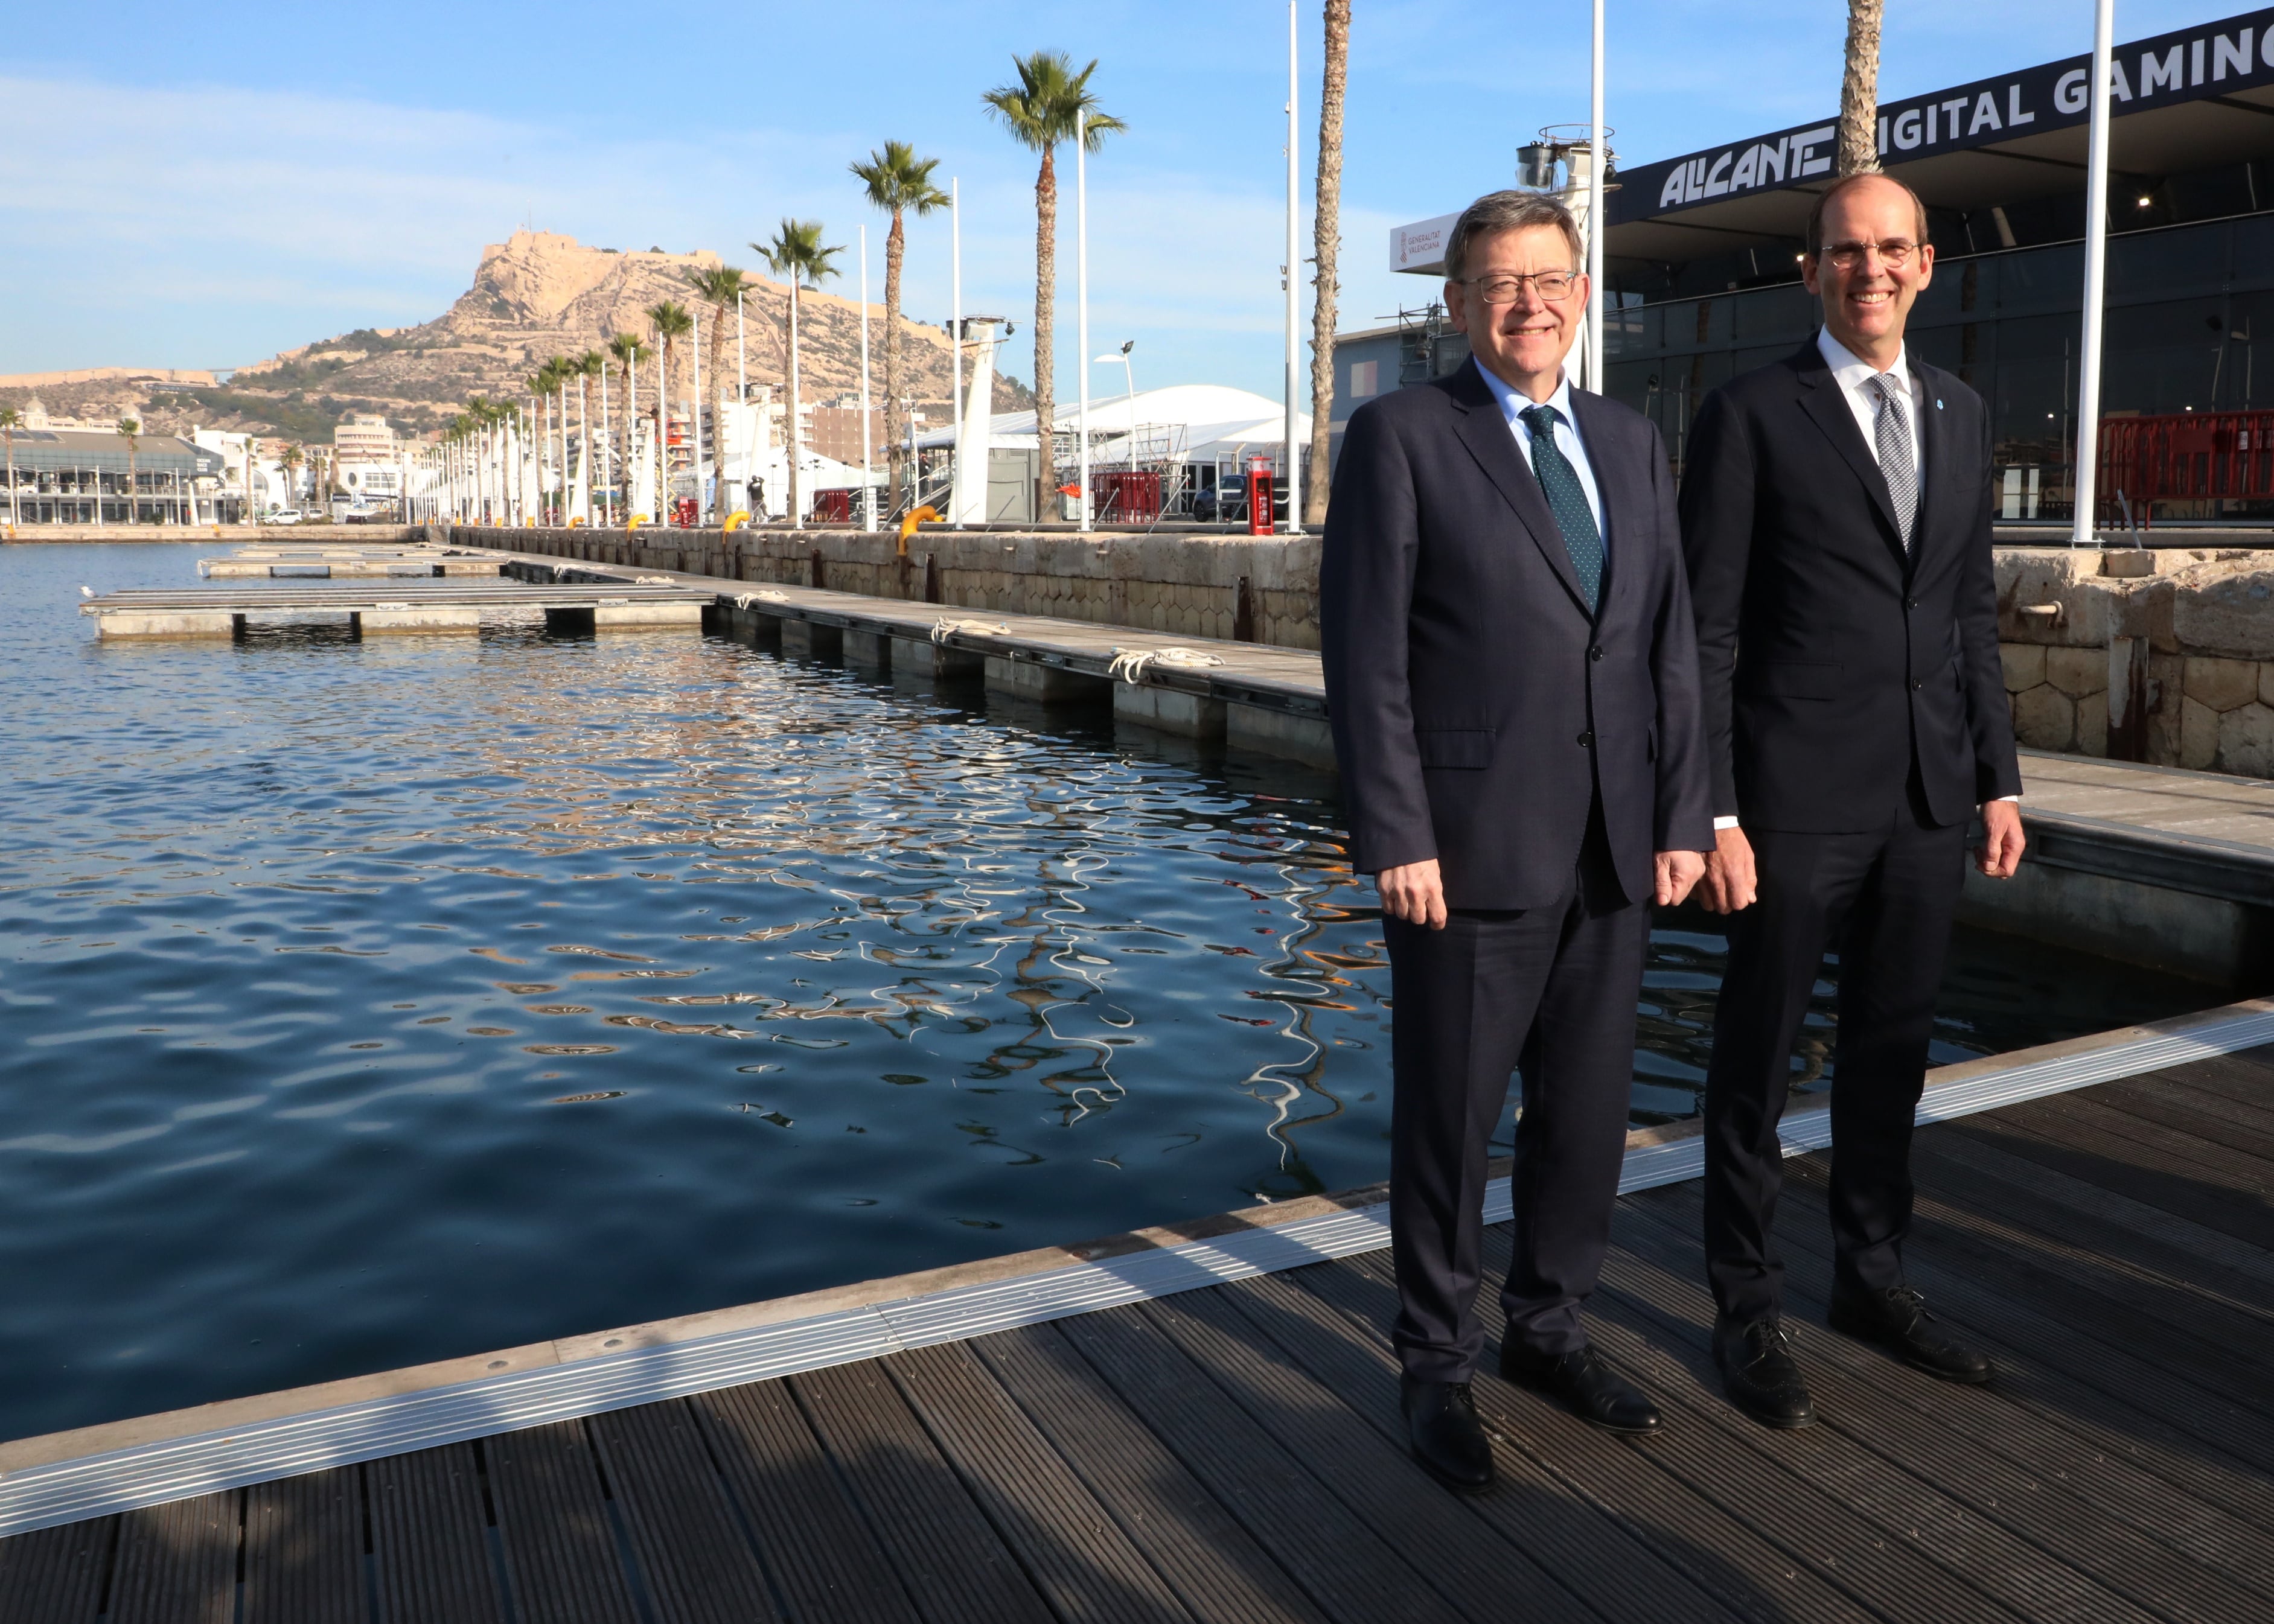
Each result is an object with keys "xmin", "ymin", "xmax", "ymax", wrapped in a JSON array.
[
  {"xmin": 1305, "ymin": 0, "xmax": 1352, "ymax": 527},
  {"xmin": 983, "ymin": 53, "xmax": 1125, "ymax": 500},
  {"xmin": 0, "ymin": 407, "xmax": 19, "ymax": 528},
  {"xmin": 280, "ymin": 443, "xmax": 302, "ymax": 515},
  {"xmin": 686, "ymin": 267, "xmax": 752, "ymax": 521},
  {"xmin": 756, "ymin": 220, "xmax": 843, "ymax": 525},
  {"xmin": 644, "ymin": 302, "xmax": 694, "ymax": 523},
  {"xmin": 851, "ymin": 141, "xmax": 951, "ymax": 511},
  {"xmin": 528, "ymin": 359, "xmax": 563, "ymax": 522},
  {"xmin": 1837, "ymin": 0, "xmax": 1884, "ymax": 177},
  {"xmin": 573, "ymin": 351, "xmax": 604, "ymax": 521},
  {"xmin": 609, "ymin": 333, "xmax": 645, "ymax": 524},
  {"xmin": 115, "ymin": 416, "xmax": 141, "ymax": 525}
]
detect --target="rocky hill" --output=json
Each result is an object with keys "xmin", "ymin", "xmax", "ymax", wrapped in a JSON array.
[{"xmin": 1, "ymin": 230, "xmax": 1026, "ymax": 445}]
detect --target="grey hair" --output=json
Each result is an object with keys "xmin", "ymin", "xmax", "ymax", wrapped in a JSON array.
[{"xmin": 1443, "ymin": 191, "xmax": 1585, "ymax": 282}]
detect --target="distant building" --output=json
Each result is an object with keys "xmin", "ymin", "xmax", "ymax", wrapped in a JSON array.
[
  {"xmin": 807, "ymin": 400, "xmax": 883, "ymax": 467},
  {"xmin": 2, "ymin": 426, "xmax": 224, "ymax": 524},
  {"xmin": 332, "ymin": 413, "xmax": 403, "ymax": 506}
]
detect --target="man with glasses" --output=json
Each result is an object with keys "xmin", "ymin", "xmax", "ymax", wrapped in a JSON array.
[
  {"xmin": 1679, "ymin": 171, "xmax": 2024, "ymax": 1430},
  {"xmin": 1323, "ymin": 191, "xmax": 1712, "ymax": 1491}
]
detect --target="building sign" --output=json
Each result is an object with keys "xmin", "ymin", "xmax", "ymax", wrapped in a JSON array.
[
  {"xmin": 1390, "ymin": 211, "xmax": 1461, "ymax": 273},
  {"xmin": 1612, "ymin": 8, "xmax": 2274, "ymax": 225}
]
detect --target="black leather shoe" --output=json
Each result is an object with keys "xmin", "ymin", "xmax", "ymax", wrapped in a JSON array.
[
  {"xmin": 1400, "ymin": 1375, "xmax": 1494, "ymax": 1492},
  {"xmin": 1500, "ymin": 1342, "xmax": 1662, "ymax": 1435},
  {"xmin": 1828, "ymin": 1284, "xmax": 1994, "ymax": 1383},
  {"xmin": 1713, "ymin": 1316, "xmax": 1816, "ymax": 1428}
]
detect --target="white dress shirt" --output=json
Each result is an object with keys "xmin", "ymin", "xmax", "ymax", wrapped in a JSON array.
[
  {"xmin": 1816, "ymin": 326, "xmax": 1923, "ymax": 508},
  {"xmin": 1473, "ymin": 359, "xmax": 1605, "ymax": 545},
  {"xmin": 1711, "ymin": 330, "xmax": 2013, "ymax": 833}
]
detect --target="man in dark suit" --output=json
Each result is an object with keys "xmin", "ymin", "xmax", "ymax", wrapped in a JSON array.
[
  {"xmin": 1679, "ymin": 171, "xmax": 2025, "ymax": 1430},
  {"xmin": 1323, "ymin": 191, "xmax": 1713, "ymax": 1491}
]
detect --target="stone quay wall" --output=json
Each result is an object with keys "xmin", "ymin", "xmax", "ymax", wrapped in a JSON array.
[
  {"xmin": 449, "ymin": 526, "xmax": 1324, "ymax": 651},
  {"xmin": 1998, "ymin": 547, "xmax": 2274, "ymax": 779}
]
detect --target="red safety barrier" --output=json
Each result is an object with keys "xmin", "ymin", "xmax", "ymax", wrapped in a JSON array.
[
  {"xmin": 1247, "ymin": 456, "xmax": 1275, "ymax": 537},
  {"xmin": 1094, "ymin": 468, "xmax": 1162, "ymax": 523},
  {"xmin": 2098, "ymin": 410, "xmax": 2274, "ymax": 523},
  {"xmin": 811, "ymin": 489, "xmax": 852, "ymax": 523}
]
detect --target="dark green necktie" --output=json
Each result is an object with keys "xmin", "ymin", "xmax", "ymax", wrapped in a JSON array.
[{"xmin": 1519, "ymin": 404, "xmax": 1603, "ymax": 614}]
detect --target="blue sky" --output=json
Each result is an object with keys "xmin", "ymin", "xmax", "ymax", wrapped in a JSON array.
[{"xmin": 0, "ymin": 1, "xmax": 2229, "ymax": 398}]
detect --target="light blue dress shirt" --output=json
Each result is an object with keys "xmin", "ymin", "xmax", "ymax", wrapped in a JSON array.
[{"xmin": 1472, "ymin": 358, "xmax": 1605, "ymax": 546}]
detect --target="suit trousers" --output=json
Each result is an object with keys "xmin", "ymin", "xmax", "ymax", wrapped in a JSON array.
[
  {"xmin": 1702, "ymin": 776, "xmax": 1967, "ymax": 1323},
  {"xmin": 1385, "ymin": 803, "xmax": 1644, "ymax": 1383}
]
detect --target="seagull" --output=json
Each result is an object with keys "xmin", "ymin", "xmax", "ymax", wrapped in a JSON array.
[{"xmin": 80, "ymin": 586, "xmax": 94, "ymax": 598}]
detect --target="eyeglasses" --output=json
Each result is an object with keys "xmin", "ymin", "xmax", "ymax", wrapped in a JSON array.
[
  {"xmin": 1462, "ymin": 270, "xmax": 1579, "ymax": 304},
  {"xmin": 1819, "ymin": 238, "xmax": 1920, "ymax": 270}
]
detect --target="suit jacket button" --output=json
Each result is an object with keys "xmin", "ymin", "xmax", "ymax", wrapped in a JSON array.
[
  {"xmin": 1577, "ymin": 731, "xmax": 1594, "ymax": 747},
  {"xmin": 1589, "ymin": 646, "xmax": 1604, "ymax": 661},
  {"xmin": 1910, "ymin": 678, "xmax": 1924, "ymax": 690}
]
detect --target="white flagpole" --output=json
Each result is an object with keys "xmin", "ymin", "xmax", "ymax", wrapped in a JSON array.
[
  {"xmin": 1587, "ymin": 0, "xmax": 1606, "ymax": 392},
  {"xmin": 692, "ymin": 311, "xmax": 704, "ymax": 526},
  {"xmin": 1078, "ymin": 107, "xmax": 1091, "ymax": 533},
  {"xmin": 2071, "ymin": 0, "xmax": 2116, "ymax": 546},
  {"xmin": 860, "ymin": 222, "xmax": 875, "ymax": 532},
  {"xmin": 1283, "ymin": 0, "xmax": 1302, "ymax": 535},
  {"xmin": 951, "ymin": 176, "xmax": 963, "ymax": 529}
]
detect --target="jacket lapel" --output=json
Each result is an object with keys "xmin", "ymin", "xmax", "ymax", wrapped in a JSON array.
[
  {"xmin": 1911, "ymin": 358, "xmax": 1953, "ymax": 578},
  {"xmin": 1790, "ymin": 340, "xmax": 1908, "ymax": 572},
  {"xmin": 1446, "ymin": 361, "xmax": 1591, "ymax": 616},
  {"xmin": 1568, "ymin": 387, "xmax": 1640, "ymax": 623}
]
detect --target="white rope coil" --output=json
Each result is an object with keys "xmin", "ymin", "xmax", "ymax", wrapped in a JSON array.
[
  {"xmin": 633, "ymin": 575, "xmax": 675, "ymax": 584},
  {"xmin": 1107, "ymin": 645, "xmax": 1228, "ymax": 684},
  {"xmin": 733, "ymin": 590, "xmax": 792, "ymax": 608},
  {"xmin": 931, "ymin": 617, "xmax": 1011, "ymax": 643}
]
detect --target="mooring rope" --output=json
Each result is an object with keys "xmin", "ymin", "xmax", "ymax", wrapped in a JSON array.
[
  {"xmin": 732, "ymin": 590, "xmax": 792, "ymax": 608},
  {"xmin": 931, "ymin": 616, "xmax": 1011, "ymax": 643},
  {"xmin": 1107, "ymin": 646, "xmax": 1228, "ymax": 684}
]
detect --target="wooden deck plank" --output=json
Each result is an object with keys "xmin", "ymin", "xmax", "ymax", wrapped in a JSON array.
[
  {"xmin": 2084, "ymin": 1074, "xmax": 2274, "ymax": 1161},
  {"xmin": 1612, "ymin": 1189, "xmax": 2274, "ymax": 1610},
  {"xmin": 885, "ymin": 1340, "xmax": 1195, "ymax": 1624},
  {"xmin": 1909, "ymin": 1130, "xmax": 2274, "ymax": 1298},
  {"xmin": 1595, "ymin": 1202, "xmax": 2274, "ymax": 1624},
  {"xmin": 969, "ymin": 1325, "xmax": 1334, "ymax": 1624},
  {"xmin": 0, "ymin": 1516, "xmax": 112, "ymax": 1624},
  {"xmin": 241, "ymin": 1467, "xmax": 365, "ymax": 1624},
  {"xmin": 1051, "ymin": 1307, "xmax": 1454, "ymax": 1624},
  {"xmin": 1317, "ymin": 1248, "xmax": 2013, "ymax": 1624},
  {"xmin": 484, "ymin": 1421, "xmax": 642, "ymax": 1624},
  {"xmin": 791, "ymin": 1359, "xmax": 1056, "ymax": 1624},
  {"xmin": 1634, "ymin": 1176, "xmax": 2274, "ymax": 1529},
  {"xmin": 106, "ymin": 1493, "xmax": 236, "ymax": 1624},
  {"xmin": 588, "ymin": 1401, "xmax": 783, "ymax": 1624},
  {"xmin": 690, "ymin": 1381, "xmax": 926, "ymax": 1624},
  {"xmin": 1221, "ymin": 1265, "xmax": 1861, "ymax": 1624},
  {"xmin": 2127, "ymin": 1048, "xmax": 2274, "ymax": 1116},
  {"xmin": 1946, "ymin": 1107, "xmax": 2274, "ymax": 1252},
  {"xmin": 368, "ymin": 1445, "xmax": 506, "ymax": 1624},
  {"xmin": 1134, "ymin": 1287, "xmax": 1618, "ymax": 1624},
  {"xmin": 1780, "ymin": 1155, "xmax": 2274, "ymax": 1409}
]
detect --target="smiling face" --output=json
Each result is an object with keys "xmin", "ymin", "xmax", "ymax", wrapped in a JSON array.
[
  {"xmin": 1803, "ymin": 174, "xmax": 1935, "ymax": 369},
  {"xmin": 1445, "ymin": 224, "xmax": 1589, "ymax": 402}
]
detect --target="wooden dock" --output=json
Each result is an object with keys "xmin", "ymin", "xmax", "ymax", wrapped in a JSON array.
[
  {"xmin": 79, "ymin": 580, "xmax": 715, "ymax": 637},
  {"xmin": 2, "ymin": 1024, "xmax": 2269, "ymax": 1623},
  {"xmin": 199, "ymin": 550, "xmax": 504, "ymax": 579}
]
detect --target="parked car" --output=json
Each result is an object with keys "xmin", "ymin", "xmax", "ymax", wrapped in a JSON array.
[
  {"xmin": 261, "ymin": 508, "xmax": 304, "ymax": 524},
  {"xmin": 1195, "ymin": 482, "xmax": 1247, "ymax": 523}
]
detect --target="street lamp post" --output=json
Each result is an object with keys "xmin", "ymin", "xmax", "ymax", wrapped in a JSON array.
[{"xmin": 2071, "ymin": 0, "xmax": 2116, "ymax": 546}]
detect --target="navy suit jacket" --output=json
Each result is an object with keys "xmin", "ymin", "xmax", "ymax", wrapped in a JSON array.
[
  {"xmin": 1678, "ymin": 338, "xmax": 2021, "ymax": 832},
  {"xmin": 1320, "ymin": 360, "xmax": 1714, "ymax": 911}
]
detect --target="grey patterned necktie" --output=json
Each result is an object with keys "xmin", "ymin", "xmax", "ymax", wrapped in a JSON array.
[
  {"xmin": 1868, "ymin": 372, "xmax": 1918, "ymax": 550},
  {"xmin": 1518, "ymin": 404, "xmax": 1603, "ymax": 613}
]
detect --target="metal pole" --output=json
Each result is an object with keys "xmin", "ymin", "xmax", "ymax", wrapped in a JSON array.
[
  {"xmin": 1587, "ymin": 0, "xmax": 1606, "ymax": 392},
  {"xmin": 692, "ymin": 310, "xmax": 704, "ymax": 525},
  {"xmin": 789, "ymin": 284, "xmax": 803, "ymax": 530},
  {"xmin": 1078, "ymin": 108, "xmax": 1091, "ymax": 533},
  {"xmin": 1283, "ymin": 0, "xmax": 1303, "ymax": 534},
  {"xmin": 951, "ymin": 176, "xmax": 964, "ymax": 529},
  {"xmin": 860, "ymin": 222, "xmax": 875, "ymax": 531},
  {"xmin": 2070, "ymin": 0, "xmax": 2116, "ymax": 547}
]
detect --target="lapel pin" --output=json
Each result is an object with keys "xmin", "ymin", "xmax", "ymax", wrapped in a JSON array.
[{"xmin": 1937, "ymin": 399, "xmax": 1945, "ymax": 409}]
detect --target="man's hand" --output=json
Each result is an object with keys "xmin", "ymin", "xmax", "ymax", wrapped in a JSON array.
[
  {"xmin": 1655, "ymin": 850, "xmax": 1707, "ymax": 907},
  {"xmin": 1978, "ymin": 800, "xmax": 2026, "ymax": 878},
  {"xmin": 1378, "ymin": 859, "xmax": 1448, "ymax": 929},
  {"xmin": 1700, "ymin": 825, "xmax": 1758, "ymax": 914}
]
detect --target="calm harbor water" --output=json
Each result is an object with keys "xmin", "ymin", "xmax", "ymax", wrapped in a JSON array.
[{"xmin": 0, "ymin": 542, "xmax": 2219, "ymax": 1442}]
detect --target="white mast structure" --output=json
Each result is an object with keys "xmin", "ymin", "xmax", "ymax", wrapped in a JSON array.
[
  {"xmin": 2071, "ymin": 0, "xmax": 2116, "ymax": 546},
  {"xmin": 1283, "ymin": 0, "xmax": 1302, "ymax": 535},
  {"xmin": 860, "ymin": 223, "xmax": 876, "ymax": 531},
  {"xmin": 950, "ymin": 176, "xmax": 964, "ymax": 529},
  {"xmin": 1077, "ymin": 107, "xmax": 1091, "ymax": 532},
  {"xmin": 1586, "ymin": 0, "xmax": 1606, "ymax": 392}
]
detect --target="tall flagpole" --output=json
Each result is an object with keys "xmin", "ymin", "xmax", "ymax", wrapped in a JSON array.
[
  {"xmin": 692, "ymin": 311, "xmax": 704, "ymax": 526},
  {"xmin": 1077, "ymin": 107, "xmax": 1091, "ymax": 533},
  {"xmin": 1283, "ymin": 0, "xmax": 1303, "ymax": 535},
  {"xmin": 1587, "ymin": 0, "xmax": 1606, "ymax": 392},
  {"xmin": 950, "ymin": 176, "xmax": 964, "ymax": 529},
  {"xmin": 2071, "ymin": 0, "xmax": 2115, "ymax": 546},
  {"xmin": 859, "ymin": 223, "xmax": 875, "ymax": 532}
]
